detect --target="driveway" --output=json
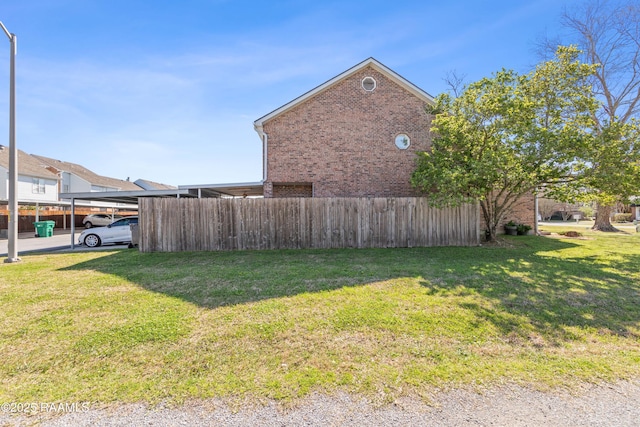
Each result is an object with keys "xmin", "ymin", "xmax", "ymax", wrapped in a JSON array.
[{"xmin": 0, "ymin": 229, "xmax": 129, "ymax": 258}]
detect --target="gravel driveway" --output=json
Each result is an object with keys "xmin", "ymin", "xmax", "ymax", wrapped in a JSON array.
[{"xmin": 2, "ymin": 380, "xmax": 639, "ymax": 426}]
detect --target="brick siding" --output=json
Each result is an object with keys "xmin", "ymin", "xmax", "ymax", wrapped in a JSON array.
[
  {"xmin": 262, "ymin": 65, "xmax": 432, "ymax": 198},
  {"xmin": 272, "ymin": 183, "xmax": 313, "ymax": 198},
  {"xmin": 475, "ymin": 193, "xmax": 536, "ymax": 235},
  {"xmin": 261, "ymin": 63, "xmax": 535, "ymax": 231}
]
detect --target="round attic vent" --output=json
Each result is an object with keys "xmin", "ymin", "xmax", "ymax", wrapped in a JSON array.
[{"xmin": 362, "ymin": 76, "xmax": 376, "ymax": 92}]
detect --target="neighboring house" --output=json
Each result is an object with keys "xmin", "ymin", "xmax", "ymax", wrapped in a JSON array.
[
  {"xmin": 134, "ymin": 179, "xmax": 177, "ymax": 191},
  {"xmin": 254, "ymin": 57, "xmax": 435, "ymax": 198},
  {"xmin": 32, "ymin": 155, "xmax": 141, "ymax": 194},
  {"xmin": 0, "ymin": 145, "xmax": 59, "ymax": 204}
]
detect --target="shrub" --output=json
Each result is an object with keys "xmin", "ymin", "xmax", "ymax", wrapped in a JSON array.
[
  {"xmin": 579, "ymin": 205, "xmax": 594, "ymax": 219},
  {"xmin": 517, "ymin": 224, "xmax": 532, "ymax": 235},
  {"xmin": 613, "ymin": 213, "xmax": 633, "ymax": 223}
]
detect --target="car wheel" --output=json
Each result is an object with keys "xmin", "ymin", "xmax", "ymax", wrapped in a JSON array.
[
  {"xmin": 84, "ymin": 234, "xmax": 101, "ymax": 247},
  {"xmin": 84, "ymin": 222, "xmax": 93, "ymax": 229}
]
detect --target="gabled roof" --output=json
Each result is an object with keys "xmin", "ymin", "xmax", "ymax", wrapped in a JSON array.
[
  {"xmin": 97, "ymin": 175, "xmax": 142, "ymax": 191},
  {"xmin": 0, "ymin": 145, "xmax": 59, "ymax": 180},
  {"xmin": 254, "ymin": 57, "xmax": 435, "ymax": 130},
  {"xmin": 32, "ymin": 154, "xmax": 141, "ymax": 191},
  {"xmin": 134, "ymin": 178, "xmax": 177, "ymax": 190}
]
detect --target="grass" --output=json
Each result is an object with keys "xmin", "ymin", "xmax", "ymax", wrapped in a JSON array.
[{"xmin": 1, "ymin": 230, "xmax": 640, "ymax": 406}]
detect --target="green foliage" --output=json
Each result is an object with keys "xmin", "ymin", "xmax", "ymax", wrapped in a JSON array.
[
  {"xmin": 613, "ymin": 213, "xmax": 633, "ymax": 223},
  {"xmin": 412, "ymin": 46, "xmax": 597, "ymax": 240},
  {"xmin": 570, "ymin": 121, "xmax": 640, "ymax": 206},
  {"xmin": 554, "ymin": 1, "xmax": 640, "ymax": 229},
  {"xmin": 578, "ymin": 204, "xmax": 595, "ymax": 219}
]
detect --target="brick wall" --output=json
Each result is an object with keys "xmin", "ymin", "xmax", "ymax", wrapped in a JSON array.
[
  {"xmin": 480, "ymin": 192, "xmax": 536, "ymax": 234},
  {"xmin": 262, "ymin": 65, "xmax": 432, "ymax": 198},
  {"xmin": 509, "ymin": 193, "xmax": 536, "ymax": 227},
  {"xmin": 261, "ymin": 64, "xmax": 535, "ymax": 229},
  {"xmin": 272, "ymin": 184, "xmax": 313, "ymax": 198}
]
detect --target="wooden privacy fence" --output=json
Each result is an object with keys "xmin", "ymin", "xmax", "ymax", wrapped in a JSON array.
[
  {"xmin": 139, "ymin": 197, "xmax": 480, "ymax": 252},
  {"xmin": 0, "ymin": 214, "xmax": 83, "ymax": 232}
]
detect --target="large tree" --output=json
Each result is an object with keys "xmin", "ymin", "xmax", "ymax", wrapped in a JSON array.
[
  {"xmin": 553, "ymin": 0, "xmax": 640, "ymax": 231},
  {"xmin": 411, "ymin": 47, "xmax": 597, "ymax": 241}
]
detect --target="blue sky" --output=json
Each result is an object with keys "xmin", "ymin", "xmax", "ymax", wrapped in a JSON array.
[{"xmin": 0, "ymin": 0, "xmax": 576, "ymax": 186}]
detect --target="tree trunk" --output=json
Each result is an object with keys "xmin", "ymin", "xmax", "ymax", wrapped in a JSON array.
[
  {"xmin": 592, "ymin": 203, "xmax": 620, "ymax": 232},
  {"xmin": 486, "ymin": 225, "xmax": 497, "ymax": 242},
  {"xmin": 480, "ymin": 200, "xmax": 497, "ymax": 242}
]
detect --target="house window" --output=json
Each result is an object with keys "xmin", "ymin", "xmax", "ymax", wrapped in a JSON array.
[
  {"xmin": 362, "ymin": 76, "xmax": 376, "ymax": 92},
  {"xmin": 32, "ymin": 178, "xmax": 46, "ymax": 194},
  {"xmin": 395, "ymin": 134, "xmax": 411, "ymax": 149}
]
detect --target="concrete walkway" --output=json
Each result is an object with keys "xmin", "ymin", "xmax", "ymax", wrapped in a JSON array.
[{"xmin": 538, "ymin": 220, "xmax": 639, "ymax": 232}]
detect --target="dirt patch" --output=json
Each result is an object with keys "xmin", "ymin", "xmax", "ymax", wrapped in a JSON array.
[
  {"xmin": 559, "ymin": 230, "xmax": 582, "ymax": 238},
  {"xmin": 544, "ymin": 232, "xmax": 592, "ymax": 240}
]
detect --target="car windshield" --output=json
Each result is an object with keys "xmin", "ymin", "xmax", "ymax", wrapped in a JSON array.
[{"xmin": 111, "ymin": 217, "xmax": 137, "ymax": 227}]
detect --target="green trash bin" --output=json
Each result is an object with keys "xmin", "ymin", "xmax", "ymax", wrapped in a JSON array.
[{"xmin": 34, "ymin": 220, "xmax": 55, "ymax": 238}]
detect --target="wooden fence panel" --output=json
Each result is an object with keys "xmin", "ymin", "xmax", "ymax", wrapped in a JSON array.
[{"xmin": 139, "ymin": 197, "xmax": 480, "ymax": 252}]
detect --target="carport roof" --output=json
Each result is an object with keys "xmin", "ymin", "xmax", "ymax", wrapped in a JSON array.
[
  {"xmin": 59, "ymin": 189, "xmax": 194, "ymax": 205},
  {"xmin": 60, "ymin": 182, "xmax": 264, "ymax": 204},
  {"xmin": 178, "ymin": 182, "xmax": 264, "ymax": 198}
]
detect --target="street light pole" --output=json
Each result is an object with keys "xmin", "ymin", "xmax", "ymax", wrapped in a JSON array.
[{"xmin": 1, "ymin": 21, "xmax": 20, "ymax": 263}]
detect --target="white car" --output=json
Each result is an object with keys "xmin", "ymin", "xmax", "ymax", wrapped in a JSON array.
[
  {"xmin": 78, "ymin": 216, "xmax": 138, "ymax": 247},
  {"xmin": 82, "ymin": 213, "xmax": 123, "ymax": 228}
]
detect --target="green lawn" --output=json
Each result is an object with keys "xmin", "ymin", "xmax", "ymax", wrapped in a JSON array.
[{"xmin": 1, "ymin": 230, "xmax": 639, "ymax": 405}]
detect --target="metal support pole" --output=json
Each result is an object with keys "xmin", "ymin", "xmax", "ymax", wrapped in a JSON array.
[
  {"xmin": 1, "ymin": 22, "xmax": 19, "ymax": 263},
  {"xmin": 70, "ymin": 198, "xmax": 76, "ymax": 249}
]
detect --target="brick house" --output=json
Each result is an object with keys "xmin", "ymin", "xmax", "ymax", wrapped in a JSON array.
[
  {"xmin": 254, "ymin": 57, "xmax": 434, "ymax": 198},
  {"xmin": 253, "ymin": 58, "xmax": 534, "ymax": 230}
]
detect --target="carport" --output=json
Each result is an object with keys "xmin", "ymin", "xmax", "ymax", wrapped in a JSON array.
[
  {"xmin": 60, "ymin": 188, "xmax": 193, "ymax": 249},
  {"xmin": 178, "ymin": 181, "xmax": 264, "ymax": 198},
  {"xmin": 60, "ymin": 181, "xmax": 264, "ymax": 249}
]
